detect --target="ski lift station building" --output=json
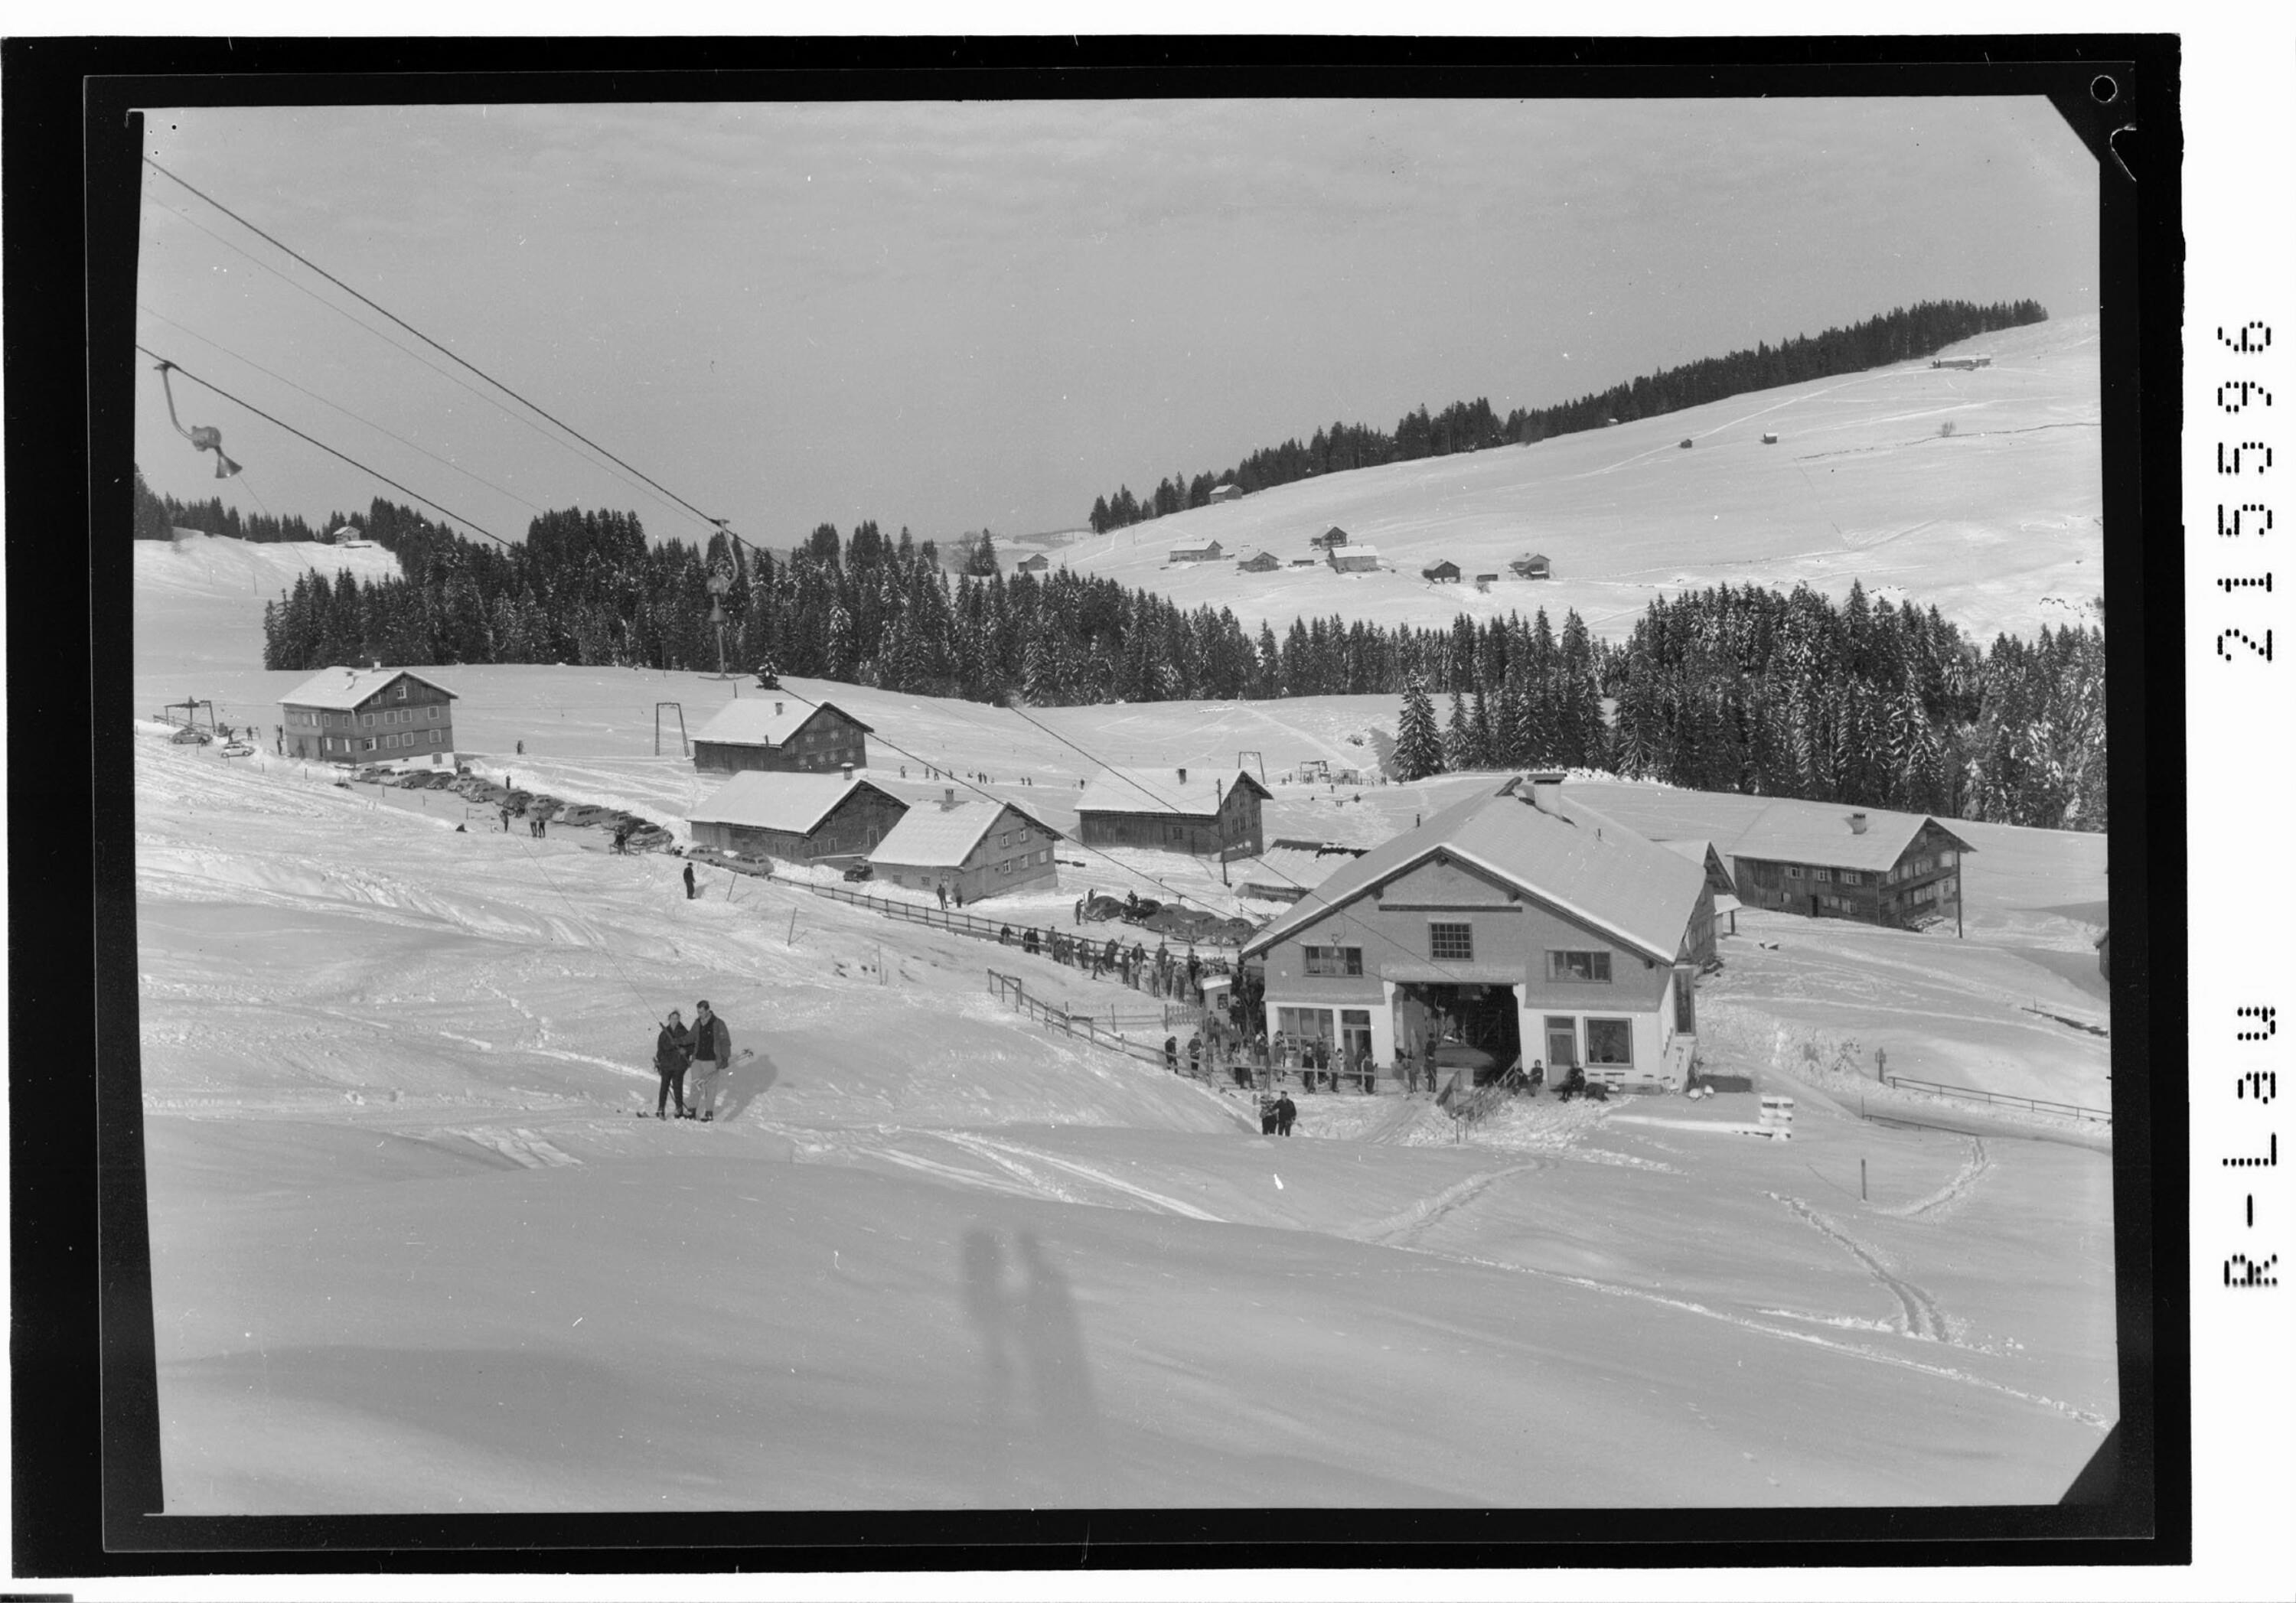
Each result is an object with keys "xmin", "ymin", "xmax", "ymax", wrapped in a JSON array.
[
  {"xmin": 690, "ymin": 696, "xmax": 873, "ymax": 777},
  {"xmin": 687, "ymin": 771, "xmax": 909, "ymax": 864},
  {"xmin": 866, "ymin": 793, "xmax": 1063, "ymax": 901},
  {"xmin": 279, "ymin": 664, "xmax": 459, "ymax": 766},
  {"xmin": 1075, "ymin": 765, "xmax": 1273, "ymax": 858},
  {"xmin": 1241, "ymin": 773, "xmax": 1713, "ymax": 1094}
]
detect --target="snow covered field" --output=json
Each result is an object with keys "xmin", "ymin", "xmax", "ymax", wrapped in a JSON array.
[
  {"xmin": 1041, "ymin": 314, "xmax": 2101, "ymax": 643},
  {"xmin": 132, "ymin": 484, "xmax": 2115, "ymax": 1513}
]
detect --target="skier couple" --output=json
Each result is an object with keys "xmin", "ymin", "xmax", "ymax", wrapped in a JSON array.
[{"xmin": 652, "ymin": 999, "xmax": 732, "ymax": 1119}]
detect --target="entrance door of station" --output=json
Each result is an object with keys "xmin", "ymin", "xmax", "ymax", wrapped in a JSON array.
[{"xmin": 1544, "ymin": 1016, "xmax": 1579, "ymax": 1070}]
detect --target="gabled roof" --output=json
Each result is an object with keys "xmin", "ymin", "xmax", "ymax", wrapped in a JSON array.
[
  {"xmin": 1421, "ymin": 559, "xmax": 1460, "ymax": 575},
  {"xmin": 691, "ymin": 696, "xmax": 874, "ymax": 750},
  {"xmin": 1655, "ymin": 836, "xmax": 1739, "ymax": 894},
  {"xmin": 1075, "ymin": 766, "xmax": 1274, "ymax": 818},
  {"xmin": 279, "ymin": 665, "xmax": 459, "ymax": 711},
  {"xmin": 1727, "ymin": 800, "xmax": 1975, "ymax": 875},
  {"xmin": 687, "ymin": 772, "xmax": 902, "ymax": 835},
  {"xmin": 1241, "ymin": 777, "xmax": 1707, "ymax": 966},
  {"xmin": 868, "ymin": 800, "xmax": 1057, "ymax": 868},
  {"xmin": 1329, "ymin": 544, "xmax": 1380, "ymax": 560}
]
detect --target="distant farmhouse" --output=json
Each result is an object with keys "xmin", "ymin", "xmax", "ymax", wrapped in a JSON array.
[
  {"xmin": 1328, "ymin": 544, "xmax": 1380, "ymax": 573},
  {"xmin": 1237, "ymin": 550, "xmax": 1282, "ymax": 573},
  {"xmin": 1421, "ymin": 559, "xmax": 1462, "ymax": 584},
  {"xmin": 1932, "ymin": 355, "xmax": 1993, "ymax": 370},
  {"xmin": 1288, "ymin": 556, "xmax": 1321, "ymax": 568},
  {"xmin": 1206, "ymin": 483, "xmax": 1244, "ymax": 503},
  {"xmin": 1075, "ymin": 764, "xmax": 1272, "ymax": 859},
  {"xmin": 1309, "ymin": 526, "xmax": 1349, "ymax": 552},
  {"xmin": 690, "ymin": 696, "xmax": 872, "ymax": 777},
  {"xmin": 1016, "ymin": 552, "xmax": 1052, "ymax": 574},
  {"xmin": 1724, "ymin": 802, "xmax": 1973, "ymax": 930},
  {"xmin": 1511, "ymin": 553, "xmax": 1553, "ymax": 580},
  {"xmin": 280, "ymin": 664, "xmax": 458, "ymax": 766},
  {"xmin": 1168, "ymin": 539, "xmax": 1224, "ymax": 564},
  {"xmin": 866, "ymin": 793, "xmax": 1062, "ymax": 901},
  {"xmin": 687, "ymin": 771, "xmax": 907, "ymax": 865}
]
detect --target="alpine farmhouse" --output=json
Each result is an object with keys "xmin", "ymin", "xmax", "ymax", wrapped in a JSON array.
[
  {"xmin": 279, "ymin": 664, "xmax": 459, "ymax": 766},
  {"xmin": 1075, "ymin": 765, "xmax": 1271, "ymax": 859},
  {"xmin": 687, "ymin": 771, "xmax": 908, "ymax": 865},
  {"xmin": 866, "ymin": 794, "xmax": 1062, "ymax": 901},
  {"xmin": 690, "ymin": 696, "xmax": 872, "ymax": 777},
  {"xmin": 1241, "ymin": 774, "xmax": 1713, "ymax": 1093}
]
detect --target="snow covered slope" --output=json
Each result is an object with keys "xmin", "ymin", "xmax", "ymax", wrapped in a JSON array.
[{"xmin": 1045, "ymin": 315, "xmax": 2101, "ymax": 642}]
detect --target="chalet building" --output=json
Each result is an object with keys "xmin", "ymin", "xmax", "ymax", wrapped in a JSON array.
[
  {"xmin": 1239, "ymin": 838, "xmax": 1368, "ymax": 904},
  {"xmin": 1241, "ymin": 773, "xmax": 1713, "ymax": 1093},
  {"xmin": 280, "ymin": 663, "xmax": 459, "ymax": 766},
  {"xmin": 691, "ymin": 696, "xmax": 872, "ymax": 777},
  {"xmin": 1168, "ymin": 539, "xmax": 1224, "ymax": 564},
  {"xmin": 1075, "ymin": 764, "xmax": 1272, "ymax": 859},
  {"xmin": 1207, "ymin": 483, "xmax": 1244, "ymax": 503},
  {"xmin": 1421, "ymin": 559, "xmax": 1462, "ymax": 584},
  {"xmin": 1511, "ymin": 553, "xmax": 1553, "ymax": 580},
  {"xmin": 1932, "ymin": 355, "xmax": 1993, "ymax": 370},
  {"xmin": 687, "ymin": 771, "xmax": 908, "ymax": 864},
  {"xmin": 1655, "ymin": 838, "xmax": 1743, "ymax": 937},
  {"xmin": 866, "ymin": 793, "xmax": 1062, "ymax": 902},
  {"xmin": 1327, "ymin": 545, "xmax": 1380, "ymax": 574},
  {"xmin": 1016, "ymin": 553, "xmax": 1052, "ymax": 574},
  {"xmin": 1726, "ymin": 801, "xmax": 1974, "ymax": 929},
  {"xmin": 1238, "ymin": 550, "xmax": 1282, "ymax": 573},
  {"xmin": 1310, "ymin": 526, "xmax": 1349, "ymax": 552}
]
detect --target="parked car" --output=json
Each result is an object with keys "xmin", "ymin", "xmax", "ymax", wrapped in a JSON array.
[{"xmin": 842, "ymin": 862, "xmax": 873, "ymax": 882}]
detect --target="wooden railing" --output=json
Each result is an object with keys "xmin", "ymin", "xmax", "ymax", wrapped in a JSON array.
[{"xmin": 1886, "ymin": 1074, "xmax": 2110, "ymax": 1124}]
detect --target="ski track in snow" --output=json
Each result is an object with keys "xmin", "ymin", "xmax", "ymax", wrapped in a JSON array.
[
  {"xmin": 940, "ymin": 1132, "xmax": 1227, "ymax": 1221},
  {"xmin": 1874, "ymin": 1138, "xmax": 1991, "ymax": 1220},
  {"xmin": 1770, "ymin": 1192, "xmax": 1949, "ymax": 1343},
  {"xmin": 1342, "ymin": 1162, "xmax": 1548, "ymax": 1247}
]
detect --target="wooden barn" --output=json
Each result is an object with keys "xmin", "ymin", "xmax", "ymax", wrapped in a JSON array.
[
  {"xmin": 1075, "ymin": 765, "xmax": 1272, "ymax": 859},
  {"xmin": 1241, "ymin": 774, "xmax": 1712, "ymax": 1094},
  {"xmin": 1511, "ymin": 553, "xmax": 1553, "ymax": 580},
  {"xmin": 866, "ymin": 794, "xmax": 1062, "ymax": 902},
  {"xmin": 687, "ymin": 771, "xmax": 908, "ymax": 864},
  {"xmin": 1207, "ymin": 483, "xmax": 1244, "ymax": 503},
  {"xmin": 1421, "ymin": 559, "xmax": 1462, "ymax": 584},
  {"xmin": 1016, "ymin": 552, "xmax": 1052, "ymax": 574},
  {"xmin": 691, "ymin": 696, "xmax": 872, "ymax": 777},
  {"xmin": 1327, "ymin": 545, "xmax": 1380, "ymax": 573},
  {"xmin": 1310, "ymin": 525, "xmax": 1350, "ymax": 552},
  {"xmin": 1168, "ymin": 539, "xmax": 1224, "ymax": 564},
  {"xmin": 1725, "ymin": 801, "xmax": 1974, "ymax": 930},
  {"xmin": 280, "ymin": 663, "xmax": 459, "ymax": 766},
  {"xmin": 1238, "ymin": 550, "xmax": 1282, "ymax": 573}
]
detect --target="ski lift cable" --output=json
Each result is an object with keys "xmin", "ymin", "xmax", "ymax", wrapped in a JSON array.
[
  {"xmin": 135, "ymin": 345, "xmax": 516, "ymax": 550},
  {"xmin": 145, "ymin": 158, "xmax": 736, "ymax": 545},
  {"xmin": 137, "ymin": 303, "xmax": 553, "ymax": 520},
  {"xmin": 139, "ymin": 194, "xmax": 703, "ymax": 534}
]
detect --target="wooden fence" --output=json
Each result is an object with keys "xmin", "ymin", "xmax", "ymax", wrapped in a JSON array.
[{"xmin": 1886, "ymin": 1074, "xmax": 2109, "ymax": 1124}]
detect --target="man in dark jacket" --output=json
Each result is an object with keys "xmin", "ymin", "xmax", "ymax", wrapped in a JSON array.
[
  {"xmin": 683, "ymin": 862, "xmax": 698, "ymax": 899},
  {"xmin": 1163, "ymin": 1035, "xmax": 1179, "ymax": 1073},
  {"xmin": 1274, "ymin": 1093, "xmax": 1297, "ymax": 1136},
  {"xmin": 654, "ymin": 1010, "xmax": 695, "ymax": 1119},
  {"xmin": 687, "ymin": 1000, "xmax": 733, "ymax": 1120}
]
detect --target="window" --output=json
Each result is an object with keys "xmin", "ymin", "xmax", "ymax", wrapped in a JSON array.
[
  {"xmin": 1429, "ymin": 923, "xmax": 1473, "ymax": 962},
  {"xmin": 360, "ymin": 713, "xmax": 375, "ymax": 728},
  {"xmin": 1545, "ymin": 950, "xmax": 1612, "ymax": 983},
  {"xmin": 1585, "ymin": 1018, "xmax": 1634, "ymax": 1066},
  {"xmin": 1937, "ymin": 849, "xmax": 1957, "ymax": 868},
  {"xmin": 1276, "ymin": 1007, "xmax": 1334, "ymax": 1046},
  {"xmin": 396, "ymin": 683, "xmax": 407, "ymax": 699},
  {"xmin": 429, "ymin": 706, "xmax": 440, "ymax": 721},
  {"xmin": 1302, "ymin": 945, "xmax": 1364, "ymax": 977},
  {"xmin": 1784, "ymin": 864, "xmax": 1802, "ymax": 879},
  {"xmin": 1812, "ymin": 867, "xmax": 1833, "ymax": 883},
  {"xmin": 430, "ymin": 731, "xmax": 442, "ymax": 745},
  {"xmin": 1840, "ymin": 870, "xmax": 1863, "ymax": 887},
  {"xmin": 361, "ymin": 738, "xmax": 376, "ymax": 752}
]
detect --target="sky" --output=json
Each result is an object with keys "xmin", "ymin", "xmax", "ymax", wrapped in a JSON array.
[{"xmin": 131, "ymin": 97, "xmax": 2095, "ymax": 552}]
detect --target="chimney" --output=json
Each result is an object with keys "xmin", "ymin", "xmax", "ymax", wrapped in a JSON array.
[
  {"xmin": 943, "ymin": 786, "xmax": 957, "ymax": 810},
  {"xmin": 841, "ymin": 763, "xmax": 853, "ymax": 783},
  {"xmin": 774, "ymin": 701, "xmax": 784, "ymax": 716},
  {"xmin": 1177, "ymin": 766, "xmax": 1189, "ymax": 785},
  {"xmin": 372, "ymin": 658, "xmax": 382, "ymax": 670},
  {"xmin": 1849, "ymin": 812, "xmax": 1869, "ymax": 835},
  {"xmin": 1525, "ymin": 770, "xmax": 1567, "ymax": 812}
]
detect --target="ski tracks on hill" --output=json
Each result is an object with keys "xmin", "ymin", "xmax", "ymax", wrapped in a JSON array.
[
  {"xmin": 1342, "ymin": 1161, "xmax": 1550, "ymax": 1249},
  {"xmin": 938, "ymin": 1132, "xmax": 1227, "ymax": 1221},
  {"xmin": 1769, "ymin": 1192, "xmax": 1949, "ymax": 1343}
]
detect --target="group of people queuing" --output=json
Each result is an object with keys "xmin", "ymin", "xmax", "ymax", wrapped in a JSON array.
[
  {"xmin": 651, "ymin": 1000, "xmax": 733, "ymax": 1119},
  {"xmin": 998, "ymin": 922, "xmax": 1228, "ymax": 1005}
]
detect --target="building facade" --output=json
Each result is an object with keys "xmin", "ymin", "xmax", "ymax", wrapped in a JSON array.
[
  {"xmin": 1241, "ymin": 776, "xmax": 1711, "ymax": 1093},
  {"xmin": 1075, "ymin": 766, "xmax": 1270, "ymax": 858},
  {"xmin": 690, "ymin": 696, "xmax": 872, "ymax": 777},
  {"xmin": 1421, "ymin": 559, "xmax": 1462, "ymax": 583},
  {"xmin": 1168, "ymin": 539, "xmax": 1224, "ymax": 563},
  {"xmin": 1727, "ymin": 807, "xmax": 1973, "ymax": 929},
  {"xmin": 866, "ymin": 797, "xmax": 1062, "ymax": 901},
  {"xmin": 687, "ymin": 772, "xmax": 908, "ymax": 863},
  {"xmin": 1327, "ymin": 546, "xmax": 1380, "ymax": 573},
  {"xmin": 279, "ymin": 665, "xmax": 459, "ymax": 766}
]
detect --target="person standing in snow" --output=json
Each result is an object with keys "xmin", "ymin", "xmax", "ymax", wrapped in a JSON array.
[
  {"xmin": 1186, "ymin": 1034, "xmax": 1202, "ymax": 1077},
  {"xmin": 938, "ymin": 882, "xmax": 949, "ymax": 911},
  {"xmin": 1163, "ymin": 1035, "xmax": 1179, "ymax": 1074},
  {"xmin": 687, "ymin": 999, "xmax": 732, "ymax": 1120},
  {"xmin": 1274, "ymin": 1093, "xmax": 1296, "ymax": 1137},
  {"xmin": 683, "ymin": 862, "xmax": 697, "ymax": 900},
  {"xmin": 654, "ymin": 1009, "xmax": 695, "ymax": 1119}
]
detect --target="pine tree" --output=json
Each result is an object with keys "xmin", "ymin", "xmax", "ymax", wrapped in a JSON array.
[
  {"xmin": 1443, "ymin": 686, "xmax": 1475, "ymax": 771},
  {"xmin": 1394, "ymin": 674, "xmax": 1445, "ymax": 780}
]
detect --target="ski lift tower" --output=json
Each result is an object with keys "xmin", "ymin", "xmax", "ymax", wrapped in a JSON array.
[{"xmin": 705, "ymin": 563, "xmax": 735, "ymax": 679}]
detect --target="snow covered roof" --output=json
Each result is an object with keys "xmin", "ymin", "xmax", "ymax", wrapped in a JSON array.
[
  {"xmin": 279, "ymin": 665, "xmax": 459, "ymax": 711},
  {"xmin": 1075, "ymin": 766, "xmax": 1273, "ymax": 818},
  {"xmin": 687, "ymin": 771, "xmax": 902, "ymax": 835},
  {"xmin": 690, "ymin": 696, "xmax": 872, "ymax": 750},
  {"xmin": 1726, "ymin": 800, "xmax": 1974, "ymax": 874},
  {"xmin": 1241, "ymin": 777, "xmax": 1707, "ymax": 966},
  {"xmin": 868, "ymin": 800, "xmax": 1055, "ymax": 868}
]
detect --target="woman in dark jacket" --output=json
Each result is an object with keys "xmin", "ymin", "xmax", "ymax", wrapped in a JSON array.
[{"xmin": 654, "ymin": 1010, "xmax": 695, "ymax": 1119}]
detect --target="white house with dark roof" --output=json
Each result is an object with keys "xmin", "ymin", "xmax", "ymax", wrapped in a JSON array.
[
  {"xmin": 866, "ymin": 794, "xmax": 1061, "ymax": 901},
  {"xmin": 1075, "ymin": 764, "xmax": 1271, "ymax": 858},
  {"xmin": 690, "ymin": 694, "xmax": 872, "ymax": 777},
  {"xmin": 279, "ymin": 664, "xmax": 459, "ymax": 766},
  {"xmin": 686, "ymin": 771, "xmax": 908, "ymax": 864},
  {"xmin": 1239, "ymin": 773, "xmax": 1712, "ymax": 1092}
]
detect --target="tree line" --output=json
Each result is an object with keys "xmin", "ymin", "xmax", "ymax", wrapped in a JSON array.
[
  {"xmin": 1085, "ymin": 298, "xmax": 2050, "ymax": 533},
  {"xmin": 133, "ymin": 467, "xmax": 357, "ymax": 546},
  {"xmin": 259, "ymin": 500, "xmax": 2102, "ymax": 832}
]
